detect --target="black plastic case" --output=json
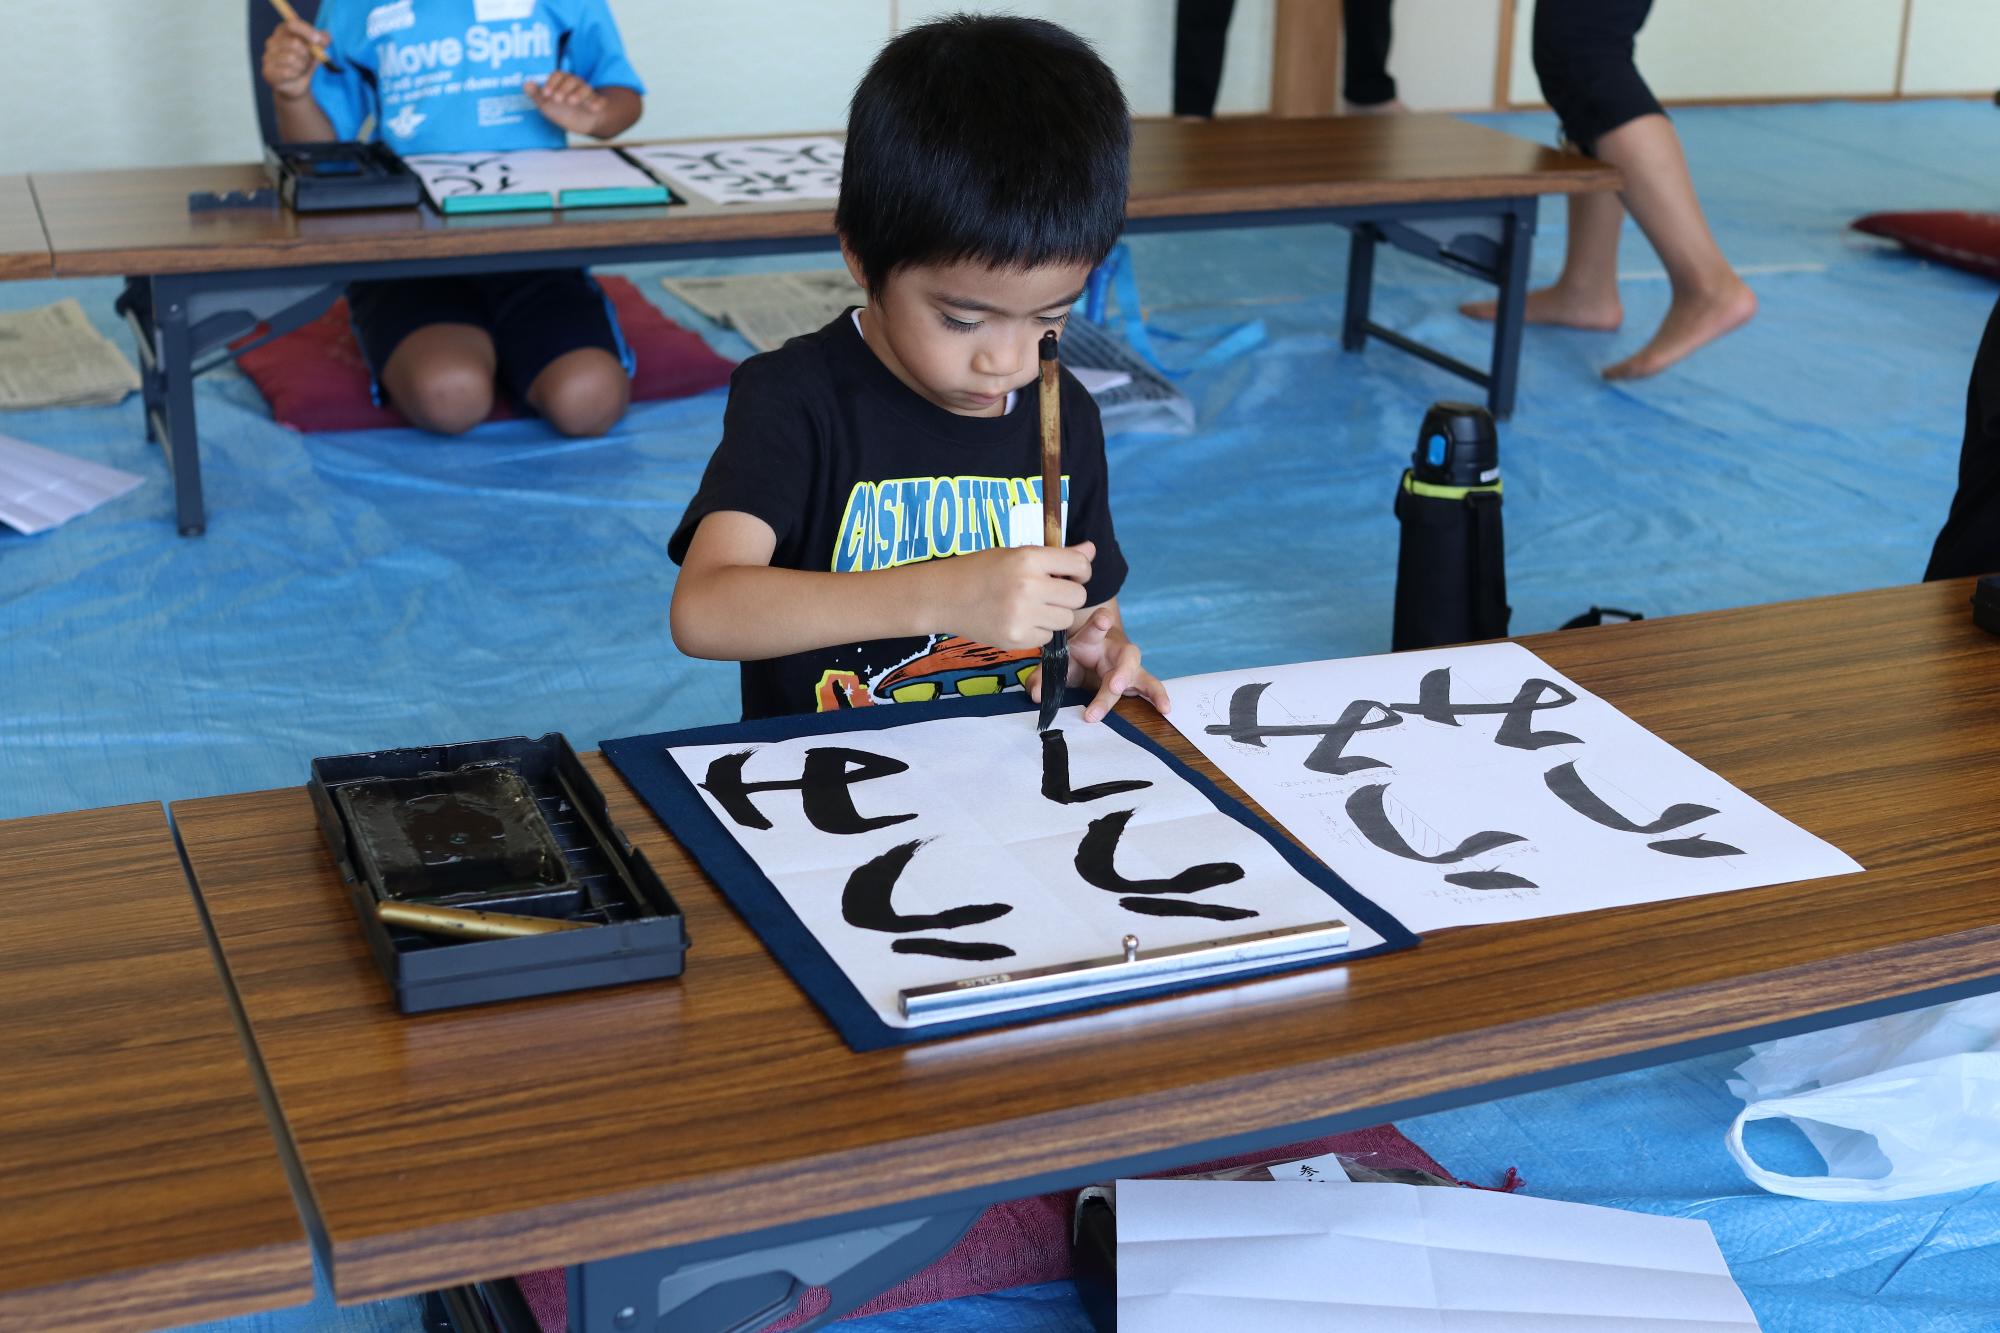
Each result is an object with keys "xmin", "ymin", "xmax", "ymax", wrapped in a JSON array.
[
  {"xmin": 1975, "ymin": 575, "xmax": 2000, "ymax": 637},
  {"xmin": 309, "ymin": 733, "xmax": 687, "ymax": 1013},
  {"xmin": 264, "ymin": 141, "xmax": 423, "ymax": 212}
]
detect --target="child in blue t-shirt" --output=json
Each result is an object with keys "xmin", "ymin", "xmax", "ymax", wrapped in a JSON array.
[{"xmin": 261, "ymin": 1, "xmax": 645, "ymax": 436}]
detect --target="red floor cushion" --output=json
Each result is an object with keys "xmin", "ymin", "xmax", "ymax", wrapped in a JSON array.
[
  {"xmin": 1852, "ymin": 211, "xmax": 2000, "ymax": 281},
  {"xmin": 235, "ymin": 274, "xmax": 734, "ymax": 432}
]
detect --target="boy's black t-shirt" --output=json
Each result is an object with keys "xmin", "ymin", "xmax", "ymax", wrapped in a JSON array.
[{"xmin": 669, "ymin": 310, "xmax": 1127, "ymax": 719}]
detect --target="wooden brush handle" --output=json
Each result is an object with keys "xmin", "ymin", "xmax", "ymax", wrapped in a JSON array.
[{"xmin": 1039, "ymin": 331, "xmax": 1061, "ymax": 547}]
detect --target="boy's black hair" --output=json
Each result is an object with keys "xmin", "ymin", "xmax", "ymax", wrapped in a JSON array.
[{"xmin": 837, "ymin": 14, "xmax": 1131, "ymax": 294}]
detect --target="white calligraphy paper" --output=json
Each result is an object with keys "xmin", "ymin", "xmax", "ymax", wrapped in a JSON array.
[
  {"xmin": 628, "ymin": 136, "xmax": 845, "ymax": 205},
  {"xmin": 402, "ymin": 148, "xmax": 667, "ymax": 212},
  {"xmin": 668, "ymin": 706, "xmax": 1387, "ymax": 1028},
  {"xmin": 1118, "ymin": 1179, "xmax": 1762, "ymax": 1331},
  {"xmin": 0, "ymin": 434, "xmax": 144, "ymax": 534},
  {"xmin": 1166, "ymin": 643, "xmax": 1860, "ymax": 933}
]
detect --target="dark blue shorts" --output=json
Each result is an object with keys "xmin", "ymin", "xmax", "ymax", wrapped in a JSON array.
[{"xmin": 346, "ymin": 268, "xmax": 633, "ymax": 408}]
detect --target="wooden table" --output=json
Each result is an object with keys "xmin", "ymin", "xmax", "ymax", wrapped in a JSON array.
[
  {"xmin": 28, "ymin": 117, "xmax": 1616, "ymax": 534},
  {"xmin": 0, "ymin": 804, "xmax": 312, "ymax": 1333},
  {"xmin": 173, "ymin": 579, "xmax": 2000, "ymax": 1328},
  {"xmin": 0, "ymin": 175, "xmax": 50, "ymax": 280}
]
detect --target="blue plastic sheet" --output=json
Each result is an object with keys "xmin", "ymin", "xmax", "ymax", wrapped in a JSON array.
[{"xmin": 11, "ymin": 102, "xmax": 1998, "ymax": 1332}]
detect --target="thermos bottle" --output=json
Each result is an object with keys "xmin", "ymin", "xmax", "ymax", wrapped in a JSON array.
[{"xmin": 1392, "ymin": 402, "xmax": 1511, "ymax": 651}]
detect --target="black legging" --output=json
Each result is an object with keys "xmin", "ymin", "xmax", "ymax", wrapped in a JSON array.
[
  {"xmin": 1173, "ymin": 0, "xmax": 1397, "ymax": 116},
  {"xmin": 1926, "ymin": 294, "xmax": 2000, "ymax": 581},
  {"xmin": 1533, "ymin": 0, "xmax": 1664, "ymax": 156}
]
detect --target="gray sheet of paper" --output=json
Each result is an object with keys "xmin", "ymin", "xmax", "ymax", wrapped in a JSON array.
[
  {"xmin": 1118, "ymin": 1179, "xmax": 1762, "ymax": 1332},
  {"xmin": 0, "ymin": 300, "xmax": 141, "ymax": 410},
  {"xmin": 0, "ymin": 434, "xmax": 145, "ymax": 534},
  {"xmin": 661, "ymin": 270, "xmax": 861, "ymax": 352}
]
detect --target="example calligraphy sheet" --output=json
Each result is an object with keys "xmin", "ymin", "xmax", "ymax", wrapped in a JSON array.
[
  {"xmin": 627, "ymin": 136, "xmax": 845, "ymax": 205},
  {"xmin": 665, "ymin": 706, "xmax": 1390, "ymax": 1029},
  {"xmin": 1166, "ymin": 643, "xmax": 1860, "ymax": 932}
]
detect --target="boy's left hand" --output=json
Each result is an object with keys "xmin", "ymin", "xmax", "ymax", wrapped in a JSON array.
[
  {"xmin": 1030, "ymin": 606, "xmax": 1171, "ymax": 724},
  {"xmin": 524, "ymin": 72, "xmax": 608, "ymax": 135}
]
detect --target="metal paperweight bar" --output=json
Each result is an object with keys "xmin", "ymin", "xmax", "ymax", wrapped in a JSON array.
[{"xmin": 898, "ymin": 920, "xmax": 1351, "ymax": 1024}]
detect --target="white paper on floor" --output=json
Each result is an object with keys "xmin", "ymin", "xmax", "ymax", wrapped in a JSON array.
[
  {"xmin": 1117, "ymin": 1178, "xmax": 1761, "ymax": 1331},
  {"xmin": 1164, "ymin": 642, "xmax": 1859, "ymax": 933},
  {"xmin": 0, "ymin": 434, "xmax": 144, "ymax": 534},
  {"xmin": 667, "ymin": 705, "xmax": 1387, "ymax": 1028}
]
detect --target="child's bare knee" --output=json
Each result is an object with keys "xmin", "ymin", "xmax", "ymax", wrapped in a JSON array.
[
  {"xmin": 397, "ymin": 362, "xmax": 494, "ymax": 435},
  {"xmin": 535, "ymin": 355, "xmax": 630, "ymax": 438}
]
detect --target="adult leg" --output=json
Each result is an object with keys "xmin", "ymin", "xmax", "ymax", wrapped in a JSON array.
[
  {"xmin": 1173, "ymin": 0, "xmax": 1236, "ymax": 118},
  {"xmin": 1460, "ymin": 189, "xmax": 1626, "ymax": 330},
  {"xmin": 1341, "ymin": 0, "xmax": 1404, "ymax": 114},
  {"xmin": 1467, "ymin": 0, "xmax": 1753, "ymax": 375},
  {"xmin": 1925, "ymin": 294, "xmax": 2000, "ymax": 581},
  {"xmin": 1592, "ymin": 114, "xmax": 1755, "ymax": 379},
  {"xmin": 1460, "ymin": 0, "xmax": 1645, "ymax": 330}
]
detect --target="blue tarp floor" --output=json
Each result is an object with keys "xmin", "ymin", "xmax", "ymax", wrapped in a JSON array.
[{"xmin": 4, "ymin": 101, "xmax": 1995, "ymax": 1332}]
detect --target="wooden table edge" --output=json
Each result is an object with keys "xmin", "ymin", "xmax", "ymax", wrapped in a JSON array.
[
  {"xmin": 0, "ymin": 1237, "xmax": 316, "ymax": 1333},
  {"xmin": 310, "ymin": 906, "xmax": 2000, "ymax": 1303},
  {"xmin": 0, "ymin": 801, "xmax": 318, "ymax": 1331}
]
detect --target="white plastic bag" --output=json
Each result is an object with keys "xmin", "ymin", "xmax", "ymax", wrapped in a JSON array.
[{"xmin": 1724, "ymin": 994, "xmax": 2000, "ymax": 1202}]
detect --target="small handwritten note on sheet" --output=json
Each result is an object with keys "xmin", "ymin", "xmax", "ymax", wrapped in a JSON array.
[
  {"xmin": 1166, "ymin": 642, "xmax": 1860, "ymax": 933},
  {"xmin": 1118, "ymin": 1180, "xmax": 1762, "ymax": 1331},
  {"xmin": 628, "ymin": 137, "xmax": 844, "ymax": 205},
  {"xmin": 665, "ymin": 706, "xmax": 1389, "ymax": 1030}
]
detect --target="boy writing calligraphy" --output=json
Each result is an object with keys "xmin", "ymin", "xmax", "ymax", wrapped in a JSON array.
[{"xmin": 670, "ymin": 15, "xmax": 1168, "ymax": 723}]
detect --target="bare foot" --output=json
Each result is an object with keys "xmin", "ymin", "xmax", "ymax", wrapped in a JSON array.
[
  {"xmin": 1600, "ymin": 278, "xmax": 1756, "ymax": 380},
  {"xmin": 1341, "ymin": 97, "xmax": 1408, "ymax": 116},
  {"xmin": 1460, "ymin": 285, "xmax": 1622, "ymax": 331}
]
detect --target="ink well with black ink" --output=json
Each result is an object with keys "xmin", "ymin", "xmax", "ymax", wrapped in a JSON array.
[{"xmin": 310, "ymin": 733, "xmax": 687, "ymax": 1013}]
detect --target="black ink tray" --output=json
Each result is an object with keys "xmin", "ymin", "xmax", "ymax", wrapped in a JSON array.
[
  {"xmin": 264, "ymin": 141, "xmax": 423, "ymax": 213},
  {"xmin": 308, "ymin": 733, "xmax": 686, "ymax": 1013}
]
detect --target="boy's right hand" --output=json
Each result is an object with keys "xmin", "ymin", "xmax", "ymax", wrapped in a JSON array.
[
  {"xmin": 261, "ymin": 18, "xmax": 329, "ymax": 100},
  {"xmin": 943, "ymin": 541, "xmax": 1093, "ymax": 650}
]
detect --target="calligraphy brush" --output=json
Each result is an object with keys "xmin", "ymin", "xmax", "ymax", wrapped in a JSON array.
[
  {"xmin": 1036, "ymin": 328, "xmax": 1068, "ymax": 732},
  {"xmin": 268, "ymin": 0, "xmax": 335, "ymax": 67}
]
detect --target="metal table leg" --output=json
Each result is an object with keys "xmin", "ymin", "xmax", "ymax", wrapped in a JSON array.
[
  {"xmin": 1485, "ymin": 198, "xmax": 1537, "ymax": 420},
  {"xmin": 1342, "ymin": 223, "xmax": 1378, "ymax": 353},
  {"xmin": 151, "ymin": 276, "xmax": 207, "ymax": 537}
]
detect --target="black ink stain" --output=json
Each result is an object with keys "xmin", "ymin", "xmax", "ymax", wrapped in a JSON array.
[
  {"xmin": 1648, "ymin": 835, "xmax": 1745, "ymax": 859},
  {"xmin": 1118, "ymin": 895, "xmax": 1259, "ymax": 921},
  {"xmin": 1203, "ymin": 682, "xmax": 1399, "ymax": 775},
  {"xmin": 1443, "ymin": 870, "xmax": 1539, "ymax": 890},
  {"xmin": 1040, "ymin": 729, "xmax": 1151, "ymax": 804},
  {"xmin": 702, "ymin": 746, "xmax": 916, "ymax": 834},
  {"xmin": 1345, "ymin": 783, "xmax": 1527, "ymax": 864},
  {"xmin": 841, "ymin": 839, "xmax": 1014, "ymax": 933},
  {"xmin": 1074, "ymin": 809, "xmax": 1247, "ymax": 895},
  {"xmin": 1543, "ymin": 761, "xmax": 1717, "ymax": 834},
  {"xmin": 892, "ymin": 938, "xmax": 1016, "ymax": 961}
]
